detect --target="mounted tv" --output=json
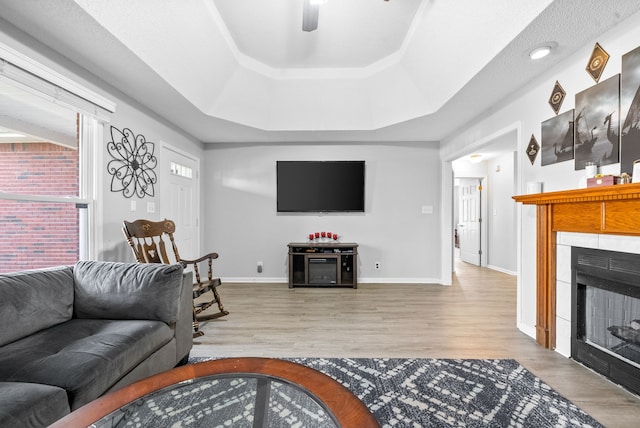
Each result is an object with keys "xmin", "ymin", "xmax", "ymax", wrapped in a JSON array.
[{"xmin": 277, "ymin": 161, "xmax": 365, "ymax": 212}]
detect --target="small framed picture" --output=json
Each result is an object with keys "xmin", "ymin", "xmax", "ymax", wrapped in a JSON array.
[
  {"xmin": 574, "ymin": 74, "xmax": 620, "ymax": 170},
  {"xmin": 586, "ymin": 43, "xmax": 610, "ymax": 83},
  {"xmin": 541, "ymin": 109, "xmax": 574, "ymax": 166},
  {"xmin": 620, "ymin": 45, "xmax": 640, "ymax": 175},
  {"xmin": 548, "ymin": 81, "xmax": 566, "ymax": 115},
  {"xmin": 527, "ymin": 134, "xmax": 540, "ymax": 165}
]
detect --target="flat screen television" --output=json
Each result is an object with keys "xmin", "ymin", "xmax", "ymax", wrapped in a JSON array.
[{"xmin": 277, "ymin": 161, "xmax": 365, "ymax": 212}]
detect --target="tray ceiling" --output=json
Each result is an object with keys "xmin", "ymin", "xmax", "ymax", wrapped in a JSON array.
[{"xmin": 1, "ymin": 0, "xmax": 640, "ymax": 143}]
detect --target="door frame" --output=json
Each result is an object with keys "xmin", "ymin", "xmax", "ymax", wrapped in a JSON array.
[
  {"xmin": 456, "ymin": 176, "xmax": 487, "ymax": 267},
  {"xmin": 159, "ymin": 141, "xmax": 201, "ymax": 257},
  {"xmin": 441, "ymin": 121, "xmax": 523, "ymax": 325}
]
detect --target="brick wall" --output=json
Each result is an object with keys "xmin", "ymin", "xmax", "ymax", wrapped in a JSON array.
[{"xmin": 0, "ymin": 142, "xmax": 79, "ymax": 273}]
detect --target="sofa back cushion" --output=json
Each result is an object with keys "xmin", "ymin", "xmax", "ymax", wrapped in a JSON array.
[
  {"xmin": 0, "ymin": 266, "xmax": 74, "ymax": 347},
  {"xmin": 73, "ymin": 261, "xmax": 184, "ymax": 324}
]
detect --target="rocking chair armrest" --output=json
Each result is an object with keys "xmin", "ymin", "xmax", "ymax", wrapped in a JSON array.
[{"xmin": 179, "ymin": 252, "xmax": 219, "ymax": 265}]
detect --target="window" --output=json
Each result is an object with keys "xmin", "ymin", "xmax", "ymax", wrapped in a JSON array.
[
  {"xmin": 0, "ymin": 47, "xmax": 113, "ymax": 273},
  {"xmin": 170, "ymin": 161, "xmax": 193, "ymax": 179},
  {"xmin": 0, "ymin": 107, "xmax": 87, "ymax": 273}
]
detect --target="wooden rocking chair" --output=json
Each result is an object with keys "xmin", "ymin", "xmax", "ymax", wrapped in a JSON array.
[{"xmin": 122, "ymin": 219, "xmax": 229, "ymax": 338}]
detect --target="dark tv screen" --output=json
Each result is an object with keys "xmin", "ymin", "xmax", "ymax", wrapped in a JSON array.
[{"xmin": 277, "ymin": 161, "xmax": 365, "ymax": 212}]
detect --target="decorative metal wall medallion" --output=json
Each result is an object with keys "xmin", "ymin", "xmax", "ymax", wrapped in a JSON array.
[
  {"xmin": 548, "ymin": 80, "xmax": 566, "ymax": 115},
  {"xmin": 586, "ymin": 42, "xmax": 610, "ymax": 82},
  {"xmin": 107, "ymin": 126, "xmax": 157, "ymax": 198},
  {"xmin": 527, "ymin": 134, "xmax": 540, "ymax": 165}
]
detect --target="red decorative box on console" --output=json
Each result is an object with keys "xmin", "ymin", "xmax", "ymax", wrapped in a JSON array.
[{"xmin": 587, "ymin": 176, "xmax": 615, "ymax": 188}]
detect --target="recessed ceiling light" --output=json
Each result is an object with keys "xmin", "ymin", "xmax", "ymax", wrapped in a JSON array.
[
  {"xmin": 469, "ymin": 154, "xmax": 483, "ymax": 163},
  {"xmin": 530, "ymin": 47, "xmax": 551, "ymax": 60},
  {"xmin": 529, "ymin": 42, "xmax": 558, "ymax": 60}
]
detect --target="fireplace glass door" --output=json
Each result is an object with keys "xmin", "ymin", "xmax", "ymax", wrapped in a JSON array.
[
  {"xmin": 585, "ymin": 286, "xmax": 640, "ymax": 368},
  {"xmin": 572, "ymin": 246, "xmax": 640, "ymax": 396},
  {"xmin": 308, "ymin": 258, "xmax": 337, "ymax": 285}
]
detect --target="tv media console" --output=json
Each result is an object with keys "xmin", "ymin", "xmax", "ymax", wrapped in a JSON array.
[{"xmin": 288, "ymin": 242, "xmax": 358, "ymax": 288}]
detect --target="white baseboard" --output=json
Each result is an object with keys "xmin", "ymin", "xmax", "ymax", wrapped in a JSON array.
[
  {"xmin": 517, "ymin": 322, "xmax": 536, "ymax": 340},
  {"xmin": 486, "ymin": 265, "xmax": 517, "ymax": 276},
  {"xmin": 221, "ymin": 277, "xmax": 287, "ymax": 284},
  {"xmin": 358, "ymin": 277, "xmax": 443, "ymax": 284},
  {"xmin": 221, "ymin": 277, "xmax": 445, "ymax": 285}
]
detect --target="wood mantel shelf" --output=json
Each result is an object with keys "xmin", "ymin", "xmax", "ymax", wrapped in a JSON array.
[
  {"xmin": 513, "ymin": 183, "xmax": 640, "ymax": 350},
  {"xmin": 514, "ymin": 182, "xmax": 640, "ymax": 236},
  {"xmin": 514, "ymin": 182, "xmax": 640, "ymax": 205}
]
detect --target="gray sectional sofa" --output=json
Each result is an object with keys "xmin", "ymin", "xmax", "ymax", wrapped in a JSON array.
[{"xmin": 0, "ymin": 260, "xmax": 193, "ymax": 427}]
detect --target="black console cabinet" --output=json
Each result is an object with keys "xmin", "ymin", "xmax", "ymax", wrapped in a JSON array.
[{"xmin": 288, "ymin": 242, "xmax": 358, "ymax": 288}]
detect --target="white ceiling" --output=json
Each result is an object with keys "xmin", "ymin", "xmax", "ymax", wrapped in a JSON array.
[
  {"xmin": 213, "ymin": 0, "xmax": 424, "ymax": 69},
  {"xmin": 1, "ymin": 0, "xmax": 640, "ymax": 143}
]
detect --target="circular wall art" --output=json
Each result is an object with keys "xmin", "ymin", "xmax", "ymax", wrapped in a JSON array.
[{"xmin": 107, "ymin": 126, "xmax": 157, "ymax": 198}]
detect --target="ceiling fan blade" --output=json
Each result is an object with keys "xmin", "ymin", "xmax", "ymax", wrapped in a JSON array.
[{"xmin": 302, "ymin": 0, "xmax": 320, "ymax": 32}]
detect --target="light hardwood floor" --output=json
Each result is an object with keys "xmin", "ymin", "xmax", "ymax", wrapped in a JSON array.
[{"xmin": 193, "ymin": 257, "xmax": 640, "ymax": 427}]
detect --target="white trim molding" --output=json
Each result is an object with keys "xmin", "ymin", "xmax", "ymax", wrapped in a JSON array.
[{"xmin": 0, "ymin": 41, "xmax": 116, "ymax": 120}]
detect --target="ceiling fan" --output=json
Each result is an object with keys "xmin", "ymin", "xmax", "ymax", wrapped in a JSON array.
[
  {"xmin": 302, "ymin": 0, "xmax": 323, "ymax": 32},
  {"xmin": 302, "ymin": 0, "xmax": 389, "ymax": 32}
]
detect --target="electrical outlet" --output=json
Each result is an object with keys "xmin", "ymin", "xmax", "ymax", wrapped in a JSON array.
[
  {"xmin": 257, "ymin": 261, "xmax": 263, "ymax": 273},
  {"xmin": 375, "ymin": 261, "xmax": 381, "ymax": 270}
]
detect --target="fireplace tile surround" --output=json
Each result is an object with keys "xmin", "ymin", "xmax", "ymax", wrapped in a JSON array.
[{"xmin": 555, "ymin": 232, "xmax": 640, "ymax": 357}]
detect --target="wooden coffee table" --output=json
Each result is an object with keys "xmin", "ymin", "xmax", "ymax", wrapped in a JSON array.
[{"xmin": 50, "ymin": 357, "xmax": 380, "ymax": 427}]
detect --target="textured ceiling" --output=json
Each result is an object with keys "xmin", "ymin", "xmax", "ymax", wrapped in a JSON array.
[
  {"xmin": 1, "ymin": 0, "xmax": 640, "ymax": 143},
  {"xmin": 213, "ymin": 0, "xmax": 424, "ymax": 69}
]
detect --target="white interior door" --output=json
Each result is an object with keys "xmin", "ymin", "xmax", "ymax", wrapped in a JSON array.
[
  {"xmin": 160, "ymin": 146, "xmax": 199, "ymax": 260},
  {"xmin": 458, "ymin": 178, "xmax": 481, "ymax": 266}
]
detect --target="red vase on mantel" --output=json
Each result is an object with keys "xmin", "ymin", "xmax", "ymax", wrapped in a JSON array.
[{"xmin": 307, "ymin": 232, "xmax": 340, "ymax": 242}]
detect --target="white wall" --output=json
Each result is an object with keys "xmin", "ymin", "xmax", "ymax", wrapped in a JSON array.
[
  {"xmin": 99, "ymin": 102, "xmax": 205, "ymax": 262},
  {"xmin": 441, "ymin": 10, "xmax": 640, "ymax": 339},
  {"xmin": 203, "ymin": 142, "xmax": 442, "ymax": 283},
  {"xmin": 453, "ymin": 160, "xmax": 488, "ymax": 178},
  {"xmin": 486, "ymin": 152, "xmax": 517, "ymax": 274}
]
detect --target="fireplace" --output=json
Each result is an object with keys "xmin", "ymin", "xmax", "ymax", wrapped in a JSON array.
[
  {"xmin": 572, "ymin": 247, "xmax": 640, "ymax": 395},
  {"xmin": 308, "ymin": 258, "xmax": 337, "ymax": 285},
  {"xmin": 513, "ymin": 183, "xmax": 640, "ymax": 351}
]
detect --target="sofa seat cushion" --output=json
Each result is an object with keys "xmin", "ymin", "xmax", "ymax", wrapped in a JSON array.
[
  {"xmin": 0, "ymin": 382, "xmax": 70, "ymax": 428},
  {"xmin": 0, "ymin": 318, "xmax": 173, "ymax": 410}
]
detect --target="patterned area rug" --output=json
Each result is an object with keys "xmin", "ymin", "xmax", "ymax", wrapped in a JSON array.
[{"xmin": 190, "ymin": 357, "xmax": 602, "ymax": 428}]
